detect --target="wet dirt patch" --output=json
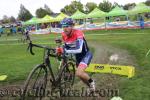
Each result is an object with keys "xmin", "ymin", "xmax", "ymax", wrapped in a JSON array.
[{"xmin": 67, "ymin": 41, "xmax": 136, "ymax": 100}]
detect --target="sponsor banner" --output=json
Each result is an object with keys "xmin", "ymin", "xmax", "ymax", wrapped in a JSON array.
[{"xmin": 85, "ymin": 64, "xmax": 135, "ymax": 78}]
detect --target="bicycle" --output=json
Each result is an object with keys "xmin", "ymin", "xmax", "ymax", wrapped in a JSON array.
[
  {"xmin": 21, "ymin": 38, "xmax": 76, "ymax": 100},
  {"xmin": 18, "ymin": 31, "xmax": 30, "ymax": 43}
]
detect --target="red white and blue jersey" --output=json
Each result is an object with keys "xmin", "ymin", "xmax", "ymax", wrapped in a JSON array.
[{"xmin": 62, "ymin": 29, "xmax": 92, "ymax": 66}]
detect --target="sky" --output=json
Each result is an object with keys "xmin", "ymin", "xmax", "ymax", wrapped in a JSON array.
[{"xmin": 0, "ymin": 0, "xmax": 147, "ymax": 19}]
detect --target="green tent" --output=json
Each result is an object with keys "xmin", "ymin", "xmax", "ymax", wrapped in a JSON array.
[
  {"xmin": 40, "ymin": 15, "xmax": 55, "ymax": 23},
  {"xmin": 70, "ymin": 10, "xmax": 86, "ymax": 19},
  {"xmin": 128, "ymin": 3, "xmax": 150, "ymax": 15},
  {"xmin": 87, "ymin": 8, "xmax": 106, "ymax": 18},
  {"xmin": 54, "ymin": 12, "xmax": 69, "ymax": 22},
  {"xmin": 23, "ymin": 17, "xmax": 42, "ymax": 25},
  {"xmin": 107, "ymin": 6, "xmax": 128, "ymax": 17}
]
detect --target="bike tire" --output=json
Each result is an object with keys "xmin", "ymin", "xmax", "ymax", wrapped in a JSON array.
[
  {"xmin": 21, "ymin": 64, "xmax": 48, "ymax": 100},
  {"xmin": 59, "ymin": 61, "xmax": 75, "ymax": 90}
]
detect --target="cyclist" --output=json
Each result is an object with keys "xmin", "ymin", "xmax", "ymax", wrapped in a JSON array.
[
  {"xmin": 56, "ymin": 18, "xmax": 95, "ymax": 92},
  {"xmin": 24, "ymin": 29, "xmax": 30, "ymax": 42}
]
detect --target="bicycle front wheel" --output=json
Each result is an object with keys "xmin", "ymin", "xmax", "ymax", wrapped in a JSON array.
[
  {"xmin": 60, "ymin": 61, "xmax": 75, "ymax": 90},
  {"xmin": 21, "ymin": 64, "xmax": 48, "ymax": 100}
]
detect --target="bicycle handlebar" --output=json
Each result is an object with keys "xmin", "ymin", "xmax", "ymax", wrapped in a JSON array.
[
  {"xmin": 27, "ymin": 41, "xmax": 75, "ymax": 62},
  {"xmin": 27, "ymin": 41, "xmax": 56, "ymax": 55}
]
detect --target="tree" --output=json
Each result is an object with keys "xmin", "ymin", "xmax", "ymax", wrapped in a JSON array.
[
  {"xmin": 18, "ymin": 4, "xmax": 33, "ymax": 21},
  {"xmin": 61, "ymin": 1, "xmax": 84, "ymax": 15},
  {"xmin": 71, "ymin": 1, "xmax": 84, "ymax": 12},
  {"xmin": 61, "ymin": 5, "xmax": 72, "ymax": 15},
  {"xmin": 123, "ymin": 3, "xmax": 136, "ymax": 10},
  {"xmin": 85, "ymin": 2, "xmax": 97, "ymax": 13},
  {"xmin": 99, "ymin": 0, "xmax": 113, "ymax": 12},
  {"xmin": 112, "ymin": 2, "xmax": 123, "ymax": 9},
  {"xmin": 9, "ymin": 16, "xmax": 16, "ymax": 23},
  {"xmin": 145, "ymin": 0, "xmax": 150, "ymax": 6},
  {"xmin": 36, "ymin": 8, "xmax": 50, "ymax": 18},
  {"xmin": 44, "ymin": 4, "xmax": 53, "ymax": 15},
  {"xmin": 2, "ymin": 15, "xmax": 9, "ymax": 23}
]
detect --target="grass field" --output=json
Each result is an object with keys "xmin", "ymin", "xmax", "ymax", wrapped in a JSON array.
[
  {"xmin": 0, "ymin": 28, "xmax": 150, "ymax": 100},
  {"xmin": 85, "ymin": 29, "xmax": 150, "ymax": 100}
]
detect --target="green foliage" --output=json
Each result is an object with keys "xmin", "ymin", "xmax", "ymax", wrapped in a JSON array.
[
  {"xmin": 36, "ymin": 7, "xmax": 50, "ymax": 18},
  {"xmin": 2, "ymin": 15, "xmax": 10, "ymax": 23},
  {"xmin": 123, "ymin": 3, "xmax": 136, "ymax": 10},
  {"xmin": 61, "ymin": 5, "xmax": 71, "ymax": 15},
  {"xmin": 1, "ymin": 16, "xmax": 16, "ymax": 24},
  {"xmin": 61, "ymin": 1, "xmax": 84, "ymax": 15},
  {"xmin": 145, "ymin": 0, "xmax": 150, "ymax": 6},
  {"xmin": 18, "ymin": 4, "xmax": 33, "ymax": 21},
  {"xmin": 99, "ymin": 0, "xmax": 113, "ymax": 12},
  {"xmin": 85, "ymin": 2, "xmax": 97, "ymax": 13},
  {"xmin": 9, "ymin": 16, "xmax": 16, "ymax": 23},
  {"xmin": 35, "ymin": 5, "xmax": 53, "ymax": 18},
  {"xmin": 44, "ymin": 4, "xmax": 54, "ymax": 15},
  {"xmin": 112, "ymin": 2, "xmax": 123, "ymax": 9}
]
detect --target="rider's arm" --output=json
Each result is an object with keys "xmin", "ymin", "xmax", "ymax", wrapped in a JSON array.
[{"xmin": 65, "ymin": 39, "xmax": 83, "ymax": 54}]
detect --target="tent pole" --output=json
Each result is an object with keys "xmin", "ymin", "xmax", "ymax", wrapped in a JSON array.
[
  {"xmin": 137, "ymin": 14, "xmax": 139, "ymax": 21},
  {"xmin": 126, "ymin": 15, "xmax": 129, "ymax": 26},
  {"xmin": 49, "ymin": 22, "xmax": 52, "ymax": 33},
  {"xmin": 104, "ymin": 17, "xmax": 107, "ymax": 30},
  {"xmin": 35, "ymin": 24, "xmax": 37, "ymax": 32},
  {"xmin": 85, "ymin": 18, "xmax": 86, "ymax": 30}
]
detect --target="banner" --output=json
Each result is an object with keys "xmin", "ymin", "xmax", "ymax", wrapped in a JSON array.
[{"xmin": 85, "ymin": 64, "xmax": 135, "ymax": 78}]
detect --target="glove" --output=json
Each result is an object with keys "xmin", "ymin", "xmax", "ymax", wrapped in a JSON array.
[{"xmin": 56, "ymin": 47, "xmax": 63, "ymax": 56}]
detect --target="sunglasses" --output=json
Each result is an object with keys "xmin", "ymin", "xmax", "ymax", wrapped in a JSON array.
[{"xmin": 62, "ymin": 25, "xmax": 72, "ymax": 28}]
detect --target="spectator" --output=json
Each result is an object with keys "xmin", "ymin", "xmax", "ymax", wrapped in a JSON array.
[
  {"xmin": 12, "ymin": 26, "xmax": 17, "ymax": 34},
  {"xmin": 10, "ymin": 26, "xmax": 13, "ymax": 34},
  {"xmin": 139, "ymin": 16, "xmax": 144, "ymax": 29},
  {"xmin": 0, "ymin": 27, "xmax": 3, "ymax": 37},
  {"xmin": 115, "ymin": 17, "xmax": 120, "ymax": 21},
  {"xmin": 90, "ymin": 18, "xmax": 93, "ymax": 24}
]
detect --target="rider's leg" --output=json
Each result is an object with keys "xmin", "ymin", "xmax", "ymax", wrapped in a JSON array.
[
  {"xmin": 76, "ymin": 51, "xmax": 95, "ymax": 91},
  {"xmin": 76, "ymin": 63, "xmax": 95, "ymax": 91},
  {"xmin": 76, "ymin": 65, "xmax": 90, "ymax": 86}
]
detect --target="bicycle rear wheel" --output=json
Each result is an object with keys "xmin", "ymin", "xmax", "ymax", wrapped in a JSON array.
[
  {"xmin": 59, "ymin": 61, "xmax": 75, "ymax": 90},
  {"xmin": 21, "ymin": 64, "xmax": 48, "ymax": 100}
]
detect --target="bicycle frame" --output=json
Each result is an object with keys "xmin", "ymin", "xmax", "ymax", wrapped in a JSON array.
[
  {"xmin": 44, "ymin": 48, "xmax": 67, "ymax": 87},
  {"xmin": 28, "ymin": 41, "xmax": 73, "ymax": 88}
]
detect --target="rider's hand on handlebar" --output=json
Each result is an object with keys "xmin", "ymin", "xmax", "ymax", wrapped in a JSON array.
[{"xmin": 56, "ymin": 47, "xmax": 63, "ymax": 56}]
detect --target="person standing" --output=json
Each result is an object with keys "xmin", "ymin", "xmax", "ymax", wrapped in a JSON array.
[{"xmin": 139, "ymin": 16, "xmax": 144, "ymax": 29}]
